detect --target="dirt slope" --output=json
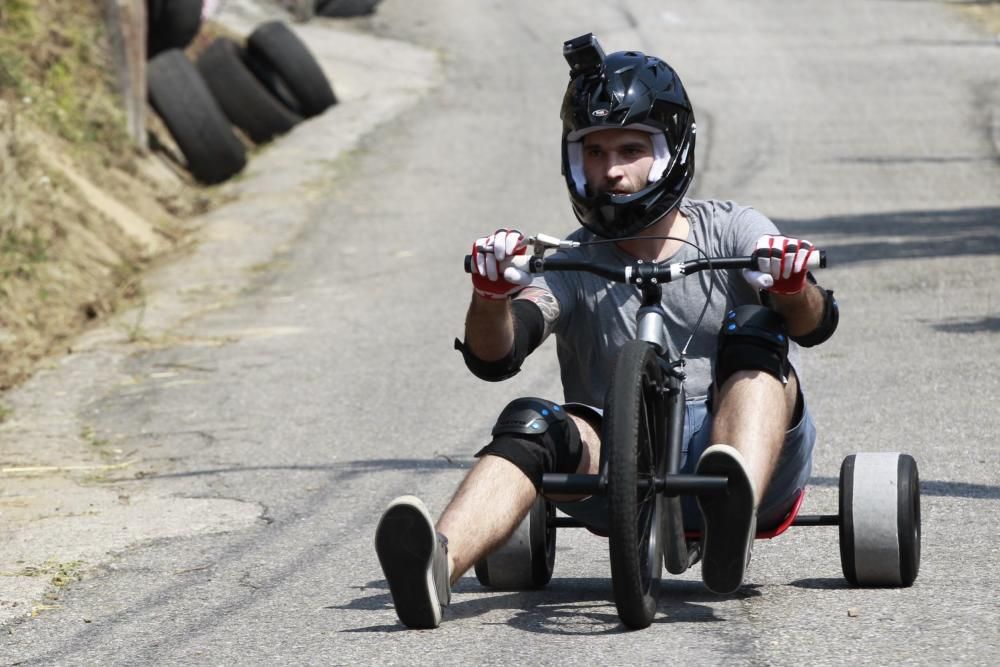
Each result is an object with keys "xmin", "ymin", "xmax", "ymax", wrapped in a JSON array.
[{"xmin": 0, "ymin": 1, "xmax": 212, "ymax": 391}]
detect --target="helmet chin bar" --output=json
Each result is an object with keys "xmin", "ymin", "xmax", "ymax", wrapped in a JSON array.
[{"xmin": 565, "ymin": 128, "xmax": 672, "ymax": 196}]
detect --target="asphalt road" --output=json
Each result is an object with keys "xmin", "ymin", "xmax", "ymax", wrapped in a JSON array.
[{"xmin": 2, "ymin": 0, "xmax": 998, "ymax": 664}]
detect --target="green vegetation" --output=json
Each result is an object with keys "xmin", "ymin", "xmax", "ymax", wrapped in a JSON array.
[
  {"xmin": 80, "ymin": 424, "xmax": 109, "ymax": 449},
  {"xmin": 1, "ymin": 558, "xmax": 87, "ymax": 617},
  {"xmin": 0, "ymin": 0, "xmax": 130, "ymax": 153},
  {"xmin": 1, "ymin": 558, "xmax": 85, "ymax": 586}
]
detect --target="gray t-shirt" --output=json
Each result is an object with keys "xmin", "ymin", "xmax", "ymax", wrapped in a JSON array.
[{"xmin": 532, "ymin": 198, "xmax": 801, "ymax": 406}]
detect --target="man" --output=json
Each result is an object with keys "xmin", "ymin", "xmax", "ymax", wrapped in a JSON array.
[{"xmin": 374, "ymin": 34, "xmax": 838, "ymax": 629}]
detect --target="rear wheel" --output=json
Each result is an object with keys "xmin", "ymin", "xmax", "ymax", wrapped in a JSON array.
[
  {"xmin": 839, "ymin": 452, "xmax": 920, "ymax": 587},
  {"xmin": 606, "ymin": 341, "xmax": 665, "ymax": 629},
  {"xmin": 474, "ymin": 495, "xmax": 555, "ymax": 590}
]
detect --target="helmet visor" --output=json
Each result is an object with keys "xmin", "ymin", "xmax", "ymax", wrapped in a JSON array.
[{"xmin": 565, "ymin": 126, "xmax": 671, "ymax": 196}]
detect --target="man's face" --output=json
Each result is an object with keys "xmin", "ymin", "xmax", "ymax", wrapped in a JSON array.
[{"xmin": 581, "ymin": 129, "xmax": 655, "ymax": 195}]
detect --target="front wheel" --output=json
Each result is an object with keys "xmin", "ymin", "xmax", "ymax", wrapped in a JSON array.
[{"xmin": 606, "ymin": 341, "xmax": 666, "ymax": 629}]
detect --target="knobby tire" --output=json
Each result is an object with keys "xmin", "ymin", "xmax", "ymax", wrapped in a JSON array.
[{"xmin": 606, "ymin": 341, "xmax": 665, "ymax": 629}]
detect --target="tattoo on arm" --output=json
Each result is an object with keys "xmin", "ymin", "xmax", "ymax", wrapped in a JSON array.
[{"xmin": 516, "ymin": 288, "xmax": 560, "ymax": 340}]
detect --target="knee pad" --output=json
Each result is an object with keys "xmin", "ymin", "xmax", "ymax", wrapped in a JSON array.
[
  {"xmin": 715, "ymin": 305, "xmax": 791, "ymax": 389},
  {"xmin": 475, "ymin": 397, "xmax": 582, "ymax": 489}
]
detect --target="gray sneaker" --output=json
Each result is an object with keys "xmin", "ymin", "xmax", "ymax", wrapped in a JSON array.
[
  {"xmin": 696, "ymin": 445, "xmax": 757, "ymax": 595},
  {"xmin": 374, "ymin": 496, "xmax": 451, "ymax": 629}
]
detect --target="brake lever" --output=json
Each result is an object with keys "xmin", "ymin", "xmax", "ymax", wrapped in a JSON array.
[{"xmin": 475, "ymin": 233, "xmax": 580, "ymax": 257}]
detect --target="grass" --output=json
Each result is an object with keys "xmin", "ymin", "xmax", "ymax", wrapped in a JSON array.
[
  {"xmin": 0, "ymin": 558, "xmax": 87, "ymax": 618},
  {"xmin": 0, "ymin": 0, "xmax": 178, "ymax": 390},
  {"xmin": 1, "ymin": 558, "xmax": 85, "ymax": 587},
  {"xmin": 80, "ymin": 424, "xmax": 109, "ymax": 449},
  {"xmin": 953, "ymin": 1, "xmax": 1000, "ymax": 34},
  {"xmin": 0, "ymin": 1, "xmax": 131, "ymax": 294},
  {"xmin": 0, "ymin": 0, "xmax": 131, "ymax": 155}
]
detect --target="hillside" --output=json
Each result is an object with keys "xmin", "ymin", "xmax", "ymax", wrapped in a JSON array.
[{"xmin": 0, "ymin": 0, "xmax": 209, "ymax": 390}]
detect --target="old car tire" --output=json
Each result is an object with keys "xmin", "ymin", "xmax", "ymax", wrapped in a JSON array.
[
  {"xmin": 196, "ymin": 37, "xmax": 302, "ymax": 144},
  {"xmin": 148, "ymin": 0, "xmax": 203, "ymax": 58},
  {"xmin": 245, "ymin": 21, "xmax": 336, "ymax": 118},
  {"xmin": 314, "ymin": 0, "xmax": 383, "ymax": 17},
  {"xmin": 147, "ymin": 49, "xmax": 246, "ymax": 184}
]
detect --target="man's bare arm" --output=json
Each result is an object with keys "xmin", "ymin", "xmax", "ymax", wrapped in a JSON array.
[
  {"xmin": 463, "ymin": 286, "xmax": 561, "ymax": 362},
  {"xmin": 768, "ymin": 283, "xmax": 825, "ymax": 338},
  {"xmin": 464, "ymin": 296, "xmax": 514, "ymax": 361}
]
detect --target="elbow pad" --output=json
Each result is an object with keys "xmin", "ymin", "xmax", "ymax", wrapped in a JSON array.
[
  {"xmin": 454, "ymin": 338, "xmax": 521, "ymax": 382},
  {"xmin": 791, "ymin": 288, "xmax": 839, "ymax": 347},
  {"xmin": 455, "ymin": 300, "xmax": 546, "ymax": 381}
]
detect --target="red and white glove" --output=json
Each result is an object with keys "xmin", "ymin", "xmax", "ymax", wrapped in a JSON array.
[
  {"xmin": 743, "ymin": 235, "xmax": 815, "ymax": 295},
  {"xmin": 470, "ymin": 229, "xmax": 531, "ymax": 300}
]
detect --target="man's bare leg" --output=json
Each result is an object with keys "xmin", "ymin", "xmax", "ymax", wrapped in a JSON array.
[
  {"xmin": 696, "ymin": 369, "xmax": 798, "ymax": 594},
  {"xmin": 436, "ymin": 413, "xmax": 602, "ymax": 585},
  {"xmin": 709, "ymin": 369, "xmax": 799, "ymax": 502},
  {"xmin": 435, "ymin": 455, "xmax": 534, "ymax": 585}
]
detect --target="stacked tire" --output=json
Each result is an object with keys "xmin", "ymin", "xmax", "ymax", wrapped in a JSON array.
[
  {"xmin": 147, "ymin": 49, "xmax": 247, "ymax": 185},
  {"xmin": 148, "ymin": 0, "xmax": 203, "ymax": 57},
  {"xmin": 146, "ymin": 15, "xmax": 337, "ymax": 185},
  {"xmin": 195, "ymin": 38, "xmax": 303, "ymax": 145},
  {"xmin": 314, "ymin": 0, "xmax": 383, "ymax": 18},
  {"xmin": 238, "ymin": 22, "xmax": 337, "ymax": 119}
]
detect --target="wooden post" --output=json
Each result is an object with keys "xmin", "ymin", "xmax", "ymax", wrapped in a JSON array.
[{"xmin": 104, "ymin": 0, "xmax": 147, "ymax": 150}]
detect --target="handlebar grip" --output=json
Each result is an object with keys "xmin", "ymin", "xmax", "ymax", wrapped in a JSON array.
[
  {"xmin": 463, "ymin": 254, "xmax": 533, "ymax": 274},
  {"xmin": 810, "ymin": 250, "xmax": 827, "ymax": 269}
]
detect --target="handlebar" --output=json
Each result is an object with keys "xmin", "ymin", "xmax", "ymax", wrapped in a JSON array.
[{"xmin": 463, "ymin": 237, "xmax": 825, "ymax": 286}]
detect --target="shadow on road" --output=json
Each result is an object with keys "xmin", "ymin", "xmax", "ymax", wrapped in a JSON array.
[
  {"xmin": 809, "ymin": 476, "xmax": 1000, "ymax": 499},
  {"xmin": 773, "ymin": 206, "xmax": 1000, "ymax": 265},
  {"xmin": 338, "ymin": 577, "xmax": 760, "ymax": 635},
  {"xmin": 928, "ymin": 315, "xmax": 1000, "ymax": 334},
  {"xmin": 787, "ymin": 577, "xmax": 853, "ymax": 591}
]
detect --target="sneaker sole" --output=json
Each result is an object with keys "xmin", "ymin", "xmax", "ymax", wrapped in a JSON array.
[
  {"xmin": 374, "ymin": 497, "xmax": 441, "ymax": 629},
  {"xmin": 697, "ymin": 445, "xmax": 756, "ymax": 595}
]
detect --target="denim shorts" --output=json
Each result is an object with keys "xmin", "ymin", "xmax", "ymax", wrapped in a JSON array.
[{"xmin": 553, "ymin": 399, "xmax": 816, "ymax": 533}]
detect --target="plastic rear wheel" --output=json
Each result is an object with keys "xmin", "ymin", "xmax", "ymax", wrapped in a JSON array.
[
  {"xmin": 839, "ymin": 452, "xmax": 920, "ymax": 587},
  {"xmin": 606, "ymin": 341, "xmax": 665, "ymax": 629},
  {"xmin": 474, "ymin": 495, "xmax": 555, "ymax": 590}
]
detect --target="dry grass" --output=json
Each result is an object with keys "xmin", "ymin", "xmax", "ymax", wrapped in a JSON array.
[
  {"xmin": 954, "ymin": 1, "xmax": 1000, "ymax": 34},
  {"xmin": 0, "ymin": 1, "xmax": 208, "ymax": 389}
]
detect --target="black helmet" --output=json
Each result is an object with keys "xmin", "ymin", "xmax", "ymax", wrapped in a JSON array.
[{"xmin": 560, "ymin": 34, "xmax": 696, "ymax": 239}]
